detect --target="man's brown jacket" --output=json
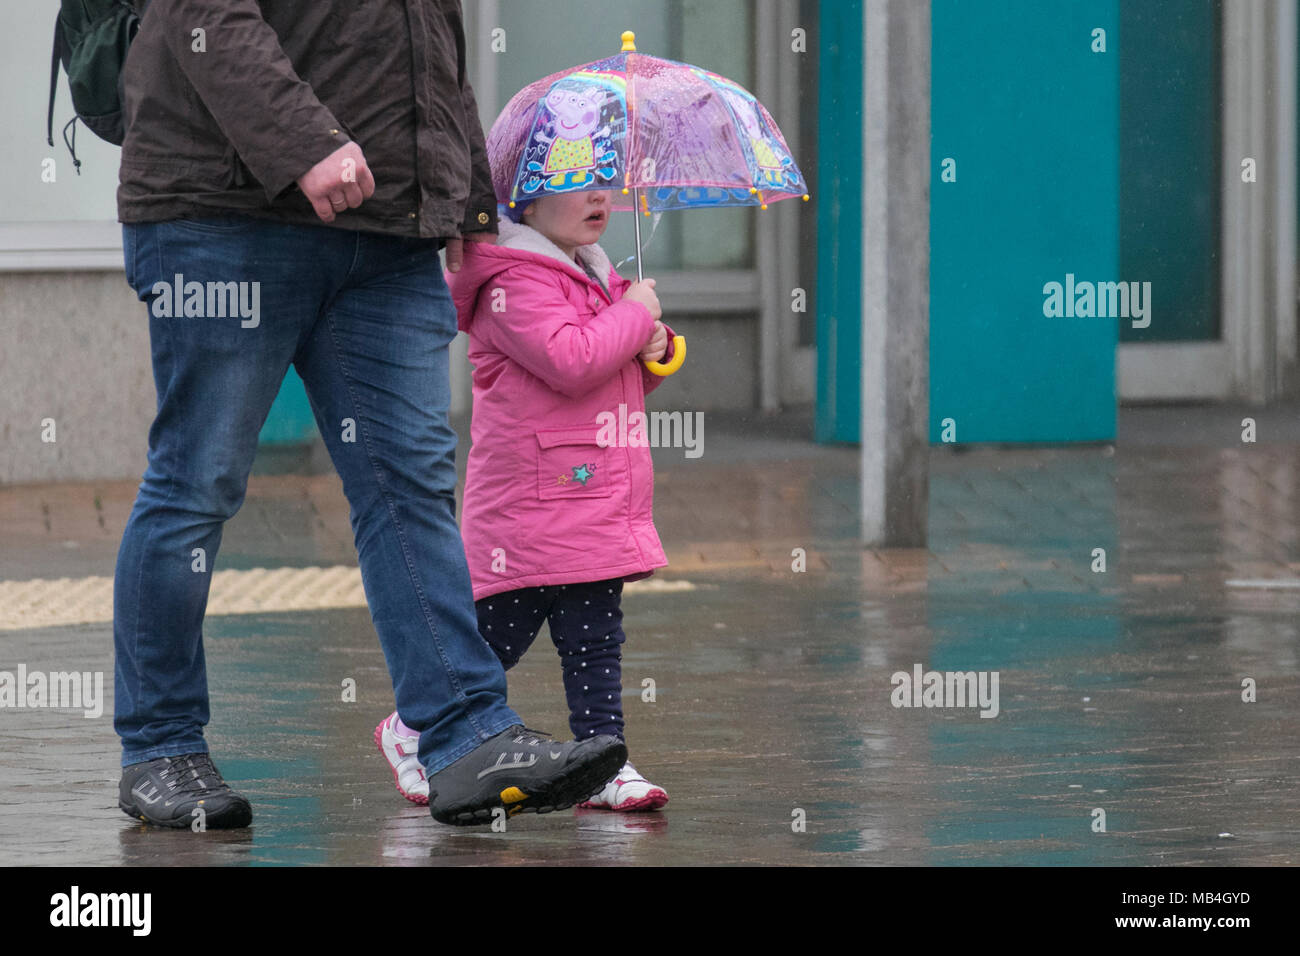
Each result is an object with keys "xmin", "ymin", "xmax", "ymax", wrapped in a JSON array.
[{"xmin": 117, "ymin": 0, "xmax": 498, "ymax": 239}]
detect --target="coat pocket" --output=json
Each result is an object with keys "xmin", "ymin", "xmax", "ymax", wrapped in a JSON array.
[
  {"xmin": 536, "ymin": 426, "xmax": 615, "ymax": 501},
  {"xmin": 222, "ymin": 142, "xmax": 254, "ymax": 189}
]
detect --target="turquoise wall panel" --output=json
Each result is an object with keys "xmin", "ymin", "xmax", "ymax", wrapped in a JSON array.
[
  {"xmin": 257, "ymin": 367, "xmax": 319, "ymax": 446},
  {"xmin": 814, "ymin": 0, "xmax": 864, "ymax": 443},
  {"xmin": 930, "ymin": 0, "xmax": 1119, "ymax": 442},
  {"xmin": 1119, "ymin": 0, "xmax": 1220, "ymax": 344}
]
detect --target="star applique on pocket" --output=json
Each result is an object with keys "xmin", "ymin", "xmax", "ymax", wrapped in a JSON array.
[{"xmin": 536, "ymin": 429, "xmax": 616, "ymax": 500}]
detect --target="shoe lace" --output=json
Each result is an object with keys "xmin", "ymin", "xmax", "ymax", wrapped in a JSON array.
[
  {"xmin": 159, "ymin": 753, "xmax": 229, "ymax": 797},
  {"xmin": 510, "ymin": 726, "xmax": 555, "ymax": 746}
]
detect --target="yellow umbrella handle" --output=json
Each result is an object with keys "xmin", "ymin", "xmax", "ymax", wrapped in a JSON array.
[{"xmin": 644, "ymin": 335, "xmax": 686, "ymax": 376}]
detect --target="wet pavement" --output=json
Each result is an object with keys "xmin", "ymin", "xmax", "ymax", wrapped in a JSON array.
[{"xmin": 1, "ymin": 404, "xmax": 1299, "ymax": 865}]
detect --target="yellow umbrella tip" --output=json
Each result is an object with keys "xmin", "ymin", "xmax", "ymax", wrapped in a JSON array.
[
  {"xmin": 802, "ymin": 194, "xmax": 810, "ymax": 201},
  {"xmin": 621, "ymin": 31, "xmax": 636, "ymax": 52},
  {"xmin": 508, "ymin": 201, "xmax": 516, "ymax": 208},
  {"xmin": 760, "ymin": 203, "xmax": 768, "ymax": 210},
  {"xmin": 622, "ymin": 187, "xmax": 630, "ymax": 195}
]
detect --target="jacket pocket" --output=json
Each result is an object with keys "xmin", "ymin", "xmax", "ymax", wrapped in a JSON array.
[
  {"xmin": 222, "ymin": 142, "xmax": 253, "ymax": 189},
  {"xmin": 536, "ymin": 426, "xmax": 615, "ymax": 501}
]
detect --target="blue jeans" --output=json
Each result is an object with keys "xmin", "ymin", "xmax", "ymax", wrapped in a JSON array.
[{"xmin": 114, "ymin": 215, "xmax": 519, "ymax": 774}]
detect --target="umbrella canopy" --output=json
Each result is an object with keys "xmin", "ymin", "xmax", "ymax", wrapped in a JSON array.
[{"xmin": 488, "ymin": 32, "xmax": 809, "ymax": 215}]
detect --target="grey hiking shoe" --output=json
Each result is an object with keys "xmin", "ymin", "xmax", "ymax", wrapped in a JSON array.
[
  {"xmin": 119, "ymin": 753, "xmax": 252, "ymax": 829},
  {"xmin": 428, "ymin": 725, "xmax": 626, "ymax": 825}
]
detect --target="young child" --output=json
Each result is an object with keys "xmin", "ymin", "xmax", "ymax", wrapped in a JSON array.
[{"xmin": 375, "ymin": 184, "xmax": 676, "ymax": 812}]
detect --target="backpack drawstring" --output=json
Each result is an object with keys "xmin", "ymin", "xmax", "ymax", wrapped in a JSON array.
[{"xmin": 62, "ymin": 117, "xmax": 82, "ymax": 176}]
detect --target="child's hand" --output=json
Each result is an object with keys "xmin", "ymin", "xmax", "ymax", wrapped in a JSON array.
[
  {"xmin": 623, "ymin": 278, "xmax": 662, "ymax": 321},
  {"xmin": 639, "ymin": 321, "xmax": 669, "ymax": 363}
]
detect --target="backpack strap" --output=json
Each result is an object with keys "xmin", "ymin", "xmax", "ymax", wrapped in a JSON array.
[
  {"xmin": 47, "ymin": 14, "xmax": 64, "ymax": 148},
  {"xmin": 48, "ymin": 12, "xmax": 80, "ymax": 175}
]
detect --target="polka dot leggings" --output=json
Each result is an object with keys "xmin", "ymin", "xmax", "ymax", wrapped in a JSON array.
[{"xmin": 475, "ymin": 579, "xmax": 626, "ymax": 742}]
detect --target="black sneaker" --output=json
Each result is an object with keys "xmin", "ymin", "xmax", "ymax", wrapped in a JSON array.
[
  {"xmin": 428, "ymin": 726, "xmax": 626, "ymax": 826},
  {"xmin": 118, "ymin": 753, "xmax": 253, "ymax": 829}
]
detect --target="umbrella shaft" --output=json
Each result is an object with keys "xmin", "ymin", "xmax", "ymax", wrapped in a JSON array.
[{"xmin": 632, "ymin": 186, "xmax": 644, "ymax": 282}]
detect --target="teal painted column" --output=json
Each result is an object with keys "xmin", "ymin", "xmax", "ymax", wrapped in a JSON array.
[
  {"xmin": 930, "ymin": 0, "xmax": 1119, "ymax": 442},
  {"xmin": 815, "ymin": 0, "xmax": 864, "ymax": 443}
]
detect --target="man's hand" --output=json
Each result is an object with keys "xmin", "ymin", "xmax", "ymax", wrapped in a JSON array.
[
  {"xmin": 445, "ymin": 232, "xmax": 497, "ymax": 273},
  {"xmin": 297, "ymin": 142, "xmax": 375, "ymax": 223},
  {"xmin": 639, "ymin": 320, "xmax": 669, "ymax": 363}
]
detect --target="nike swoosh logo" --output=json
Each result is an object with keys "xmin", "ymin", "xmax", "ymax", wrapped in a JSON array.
[{"xmin": 549, "ymin": 751, "xmax": 564, "ymax": 761}]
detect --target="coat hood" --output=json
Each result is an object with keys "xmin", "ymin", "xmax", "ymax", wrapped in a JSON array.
[{"xmin": 447, "ymin": 219, "xmax": 620, "ymax": 333}]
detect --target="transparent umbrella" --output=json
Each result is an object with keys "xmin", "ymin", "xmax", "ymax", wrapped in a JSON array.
[{"xmin": 487, "ymin": 31, "xmax": 810, "ymax": 376}]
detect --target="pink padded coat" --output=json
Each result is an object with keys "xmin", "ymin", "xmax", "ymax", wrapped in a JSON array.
[{"xmin": 446, "ymin": 219, "xmax": 675, "ymax": 601}]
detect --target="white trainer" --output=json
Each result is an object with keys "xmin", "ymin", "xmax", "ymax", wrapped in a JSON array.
[
  {"xmin": 577, "ymin": 761, "xmax": 668, "ymax": 812},
  {"xmin": 374, "ymin": 712, "xmax": 429, "ymax": 805}
]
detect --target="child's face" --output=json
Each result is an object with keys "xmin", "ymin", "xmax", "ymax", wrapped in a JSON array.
[{"xmin": 523, "ymin": 190, "xmax": 612, "ymax": 256}]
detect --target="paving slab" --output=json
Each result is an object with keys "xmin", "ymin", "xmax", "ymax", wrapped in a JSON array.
[{"xmin": 0, "ymin": 408, "xmax": 1297, "ymax": 865}]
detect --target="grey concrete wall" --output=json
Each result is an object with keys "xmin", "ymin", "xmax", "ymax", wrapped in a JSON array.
[
  {"xmin": 1, "ymin": 272, "xmax": 763, "ymax": 486},
  {"xmin": 644, "ymin": 315, "xmax": 759, "ymax": 413},
  {"xmin": 0, "ymin": 271, "xmax": 153, "ymax": 486}
]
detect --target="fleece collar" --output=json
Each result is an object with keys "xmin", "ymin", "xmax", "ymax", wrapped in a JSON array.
[{"xmin": 494, "ymin": 219, "xmax": 616, "ymax": 288}]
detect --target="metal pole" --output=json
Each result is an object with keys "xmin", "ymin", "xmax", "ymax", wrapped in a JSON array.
[
  {"xmin": 1275, "ymin": 0, "xmax": 1297, "ymax": 396},
  {"xmin": 756, "ymin": 0, "xmax": 781, "ymax": 411},
  {"xmin": 860, "ymin": 0, "xmax": 930, "ymax": 547}
]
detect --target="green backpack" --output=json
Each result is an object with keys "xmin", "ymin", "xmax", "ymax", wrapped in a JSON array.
[{"xmin": 46, "ymin": 0, "xmax": 147, "ymax": 173}]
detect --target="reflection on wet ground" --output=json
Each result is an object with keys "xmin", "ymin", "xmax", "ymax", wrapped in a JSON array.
[{"xmin": 2, "ymin": 409, "xmax": 1298, "ymax": 864}]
